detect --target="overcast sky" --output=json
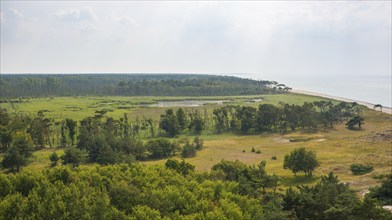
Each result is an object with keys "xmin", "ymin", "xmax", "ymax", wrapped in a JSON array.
[{"xmin": 1, "ymin": 1, "xmax": 391, "ymax": 82}]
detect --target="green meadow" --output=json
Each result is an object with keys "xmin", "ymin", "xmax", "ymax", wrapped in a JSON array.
[
  {"xmin": 1, "ymin": 93, "xmax": 334, "ymax": 121},
  {"xmin": 1, "ymin": 93, "xmax": 390, "ymax": 195}
]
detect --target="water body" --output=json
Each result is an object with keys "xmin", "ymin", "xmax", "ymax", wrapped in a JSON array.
[
  {"xmin": 277, "ymin": 75, "xmax": 392, "ymax": 108},
  {"xmin": 149, "ymin": 100, "xmax": 226, "ymax": 107}
]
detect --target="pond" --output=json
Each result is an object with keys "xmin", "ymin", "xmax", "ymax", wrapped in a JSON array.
[{"xmin": 147, "ymin": 100, "xmax": 227, "ymax": 107}]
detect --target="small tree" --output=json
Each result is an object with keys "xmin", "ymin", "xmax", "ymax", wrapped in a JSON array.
[
  {"xmin": 49, "ymin": 152, "xmax": 59, "ymax": 167},
  {"xmin": 284, "ymin": 147, "xmax": 319, "ymax": 177},
  {"xmin": 61, "ymin": 147, "xmax": 85, "ymax": 167},
  {"xmin": 1, "ymin": 132, "xmax": 34, "ymax": 172},
  {"xmin": 346, "ymin": 115, "xmax": 364, "ymax": 129}
]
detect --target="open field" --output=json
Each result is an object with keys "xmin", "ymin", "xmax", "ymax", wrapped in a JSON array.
[{"xmin": 1, "ymin": 93, "xmax": 391, "ymax": 195}]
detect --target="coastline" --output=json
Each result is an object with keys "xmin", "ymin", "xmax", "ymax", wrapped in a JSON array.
[{"xmin": 290, "ymin": 89, "xmax": 392, "ymax": 115}]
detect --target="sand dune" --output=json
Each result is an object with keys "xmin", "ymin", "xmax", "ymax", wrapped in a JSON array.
[{"xmin": 290, "ymin": 89, "xmax": 392, "ymax": 115}]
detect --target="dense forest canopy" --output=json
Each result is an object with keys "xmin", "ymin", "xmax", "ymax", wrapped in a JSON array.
[{"xmin": 0, "ymin": 74, "xmax": 287, "ymax": 98}]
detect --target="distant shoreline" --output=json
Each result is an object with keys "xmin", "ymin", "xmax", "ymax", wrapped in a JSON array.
[{"xmin": 290, "ymin": 89, "xmax": 392, "ymax": 115}]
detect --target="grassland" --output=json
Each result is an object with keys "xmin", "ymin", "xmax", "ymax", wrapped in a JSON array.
[
  {"xmin": 0, "ymin": 93, "xmax": 335, "ymax": 121},
  {"xmin": 1, "ymin": 93, "xmax": 390, "ymax": 195}
]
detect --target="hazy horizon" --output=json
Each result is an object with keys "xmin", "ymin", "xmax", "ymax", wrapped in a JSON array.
[{"xmin": 1, "ymin": 1, "xmax": 391, "ymax": 105}]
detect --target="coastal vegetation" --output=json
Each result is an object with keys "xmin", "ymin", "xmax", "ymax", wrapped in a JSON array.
[{"xmin": 0, "ymin": 74, "xmax": 391, "ymax": 219}]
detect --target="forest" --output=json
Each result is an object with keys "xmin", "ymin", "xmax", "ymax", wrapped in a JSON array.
[
  {"xmin": 0, "ymin": 74, "xmax": 391, "ymax": 219},
  {"xmin": 0, "ymin": 74, "xmax": 287, "ymax": 98}
]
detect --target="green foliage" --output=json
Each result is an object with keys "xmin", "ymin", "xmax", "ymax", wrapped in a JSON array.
[
  {"xmin": 0, "ymin": 74, "xmax": 279, "ymax": 98},
  {"xmin": 49, "ymin": 152, "xmax": 59, "ymax": 167},
  {"xmin": 65, "ymin": 119, "xmax": 77, "ymax": 146},
  {"xmin": 176, "ymin": 108, "xmax": 188, "ymax": 131},
  {"xmin": 0, "ymin": 162, "xmax": 389, "ymax": 219},
  {"xmin": 1, "ymin": 132, "xmax": 34, "ymax": 172},
  {"xmin": 257, "ymin": 104, "xmax": 279, "ymax": 131},
  {"xmin": 0, "ymin": 174, "xmax": 13, "ymax": 197},
  {"xmin": 165, "ymin": 159, "xmax": 195, "ymax": 176},
  {"xmin": 188, "ymin": 111, "xmax": 205, "ymax": 135},
  {"xmin": 159, "ymin": 109, "xmax": 181, "ymax": 137},
  {"xmin": 61, "ymin": 147, "xmax": 85, "ymax": 167},
  {"xmin": 236, "ymin": 106, "xmax": 257, "ymax": 134},
  {"xmin": 146, "ymin": 138, "xmax": 178, "ymax": 159},
  {"xmin": 212, "ymin": 160, "xmax": 279, "ymax": 196},
  {"xmin": 346, "ymin": 115, "xmax": 365, "ymax": 129},
  {"xmin": 76, "ymin": 117, "xmax": 136, "ymax": 164},
  {"xmin": 213, "ymin": 107, "xmax": 229, "ymax": 133},
  {"xmin": 366, "ymin": 174, "xmax": 392, "ymax": 205},
  {"xmin": 181, "ymin": 143, "xmax": 197, "ymax": 158},
  {"xmin": 350, "ymin": 164, "xmax": 373, "ymax": 175},
  {"xmin": 284, "ymin": 147, "xmax": 319, "ymax": 177},
  {"xmin": 283, "ymin": 172, "xmax": 392, "ymax": 220},
  {"xmin": 193, "ymin": 136, "xmax": 203, "ymax": 150},
  {"xmin": 212, "ymin": 101, "xmax": 360, "ymax": 134}
]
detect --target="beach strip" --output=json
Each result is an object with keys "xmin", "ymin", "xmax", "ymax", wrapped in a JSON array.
[{"xmin": 290, "ymin": 89, "xmax": 392, "ymax": 115}]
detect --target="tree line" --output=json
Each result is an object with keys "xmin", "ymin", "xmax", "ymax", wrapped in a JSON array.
[
  {"xmin": 159, "ymin": 101, "xmax": 364, "ymax": 137},
  {"xmin": 0, "ymin": 74, "xmax": 285, "ymax": 98}
]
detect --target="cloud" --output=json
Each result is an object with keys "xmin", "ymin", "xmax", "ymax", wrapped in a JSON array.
[
  {"xmin": 1, "ymin": 8, "xmax": 24, "ymax": 23},
  {"xmin": 112, "ymin": 14, "xmax": 137, "ymax": 26},
  {"xmin": 8, "ymin": 8, "xmax": 24, "ymax": 20},
  {"xmin": 55, "ymin": 7, "xmax": 97, "ymax": 22},
  {"xmin": 78, "ymin": 23, "xmax": 102, "ymax": 33}
]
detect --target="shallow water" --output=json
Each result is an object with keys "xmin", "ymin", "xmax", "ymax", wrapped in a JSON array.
[{"xmin": 148, "ymin": 100, "xmax": 226, "ymax": 107}]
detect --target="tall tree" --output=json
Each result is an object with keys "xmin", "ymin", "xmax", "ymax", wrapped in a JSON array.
[
  {"xmin": 159, "ymin": 109, "xmax": 181, "ymax": 137},
  {"xmin": 65, "ymin": 119, "xmax": 77, "ymax": 146},
  {"xmin": 176, "ymin": 108, "xmax": 188, "ymax": 131}
]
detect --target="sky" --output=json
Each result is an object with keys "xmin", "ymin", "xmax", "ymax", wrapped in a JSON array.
[{"xmin": 1, "ymin": 1, "xmax": 391, "ymax": 83}]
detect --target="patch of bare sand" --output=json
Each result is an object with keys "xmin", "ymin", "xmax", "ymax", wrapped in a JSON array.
[
  {"xmin": 314, "ymin": 138, "xmax": 326, "ymax": 142},
  {"xmin": 273, "ymin": 137, "xmax": 290, "ymax": 143}
]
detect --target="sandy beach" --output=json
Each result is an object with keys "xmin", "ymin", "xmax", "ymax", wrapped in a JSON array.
[{"xmin": 290, "ymin": 89, "xmax": 392, "ymax": 115}]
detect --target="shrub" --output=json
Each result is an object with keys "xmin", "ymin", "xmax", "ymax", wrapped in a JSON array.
[
  {"xmin": 351, "ymin": 164, "xmax": 373, "ymax": 175},
  {"xmin": 251, "ymin": 147, "xmax": 255, "ymax": 153},
  {"xmin": 255, "ymin": 150, "xmax": 261, "ymax": 154},
  {"xmin": 182, "ymin": 144, "xmax": 196, "ymax": 158},
  {"xmin": 49, "ymin": 152, "xmax": 59, "ymax": 167},
  {"xmin": 193, "ymin": 136, "xmax": 204, "ymax": 150},
  {"xmin": 271, "ymin": 156, "xmax": 277, "ymax": 160}
]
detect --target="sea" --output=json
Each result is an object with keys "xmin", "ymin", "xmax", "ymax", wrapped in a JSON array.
[{"xmin": 255, "ymin": 74, "xmax": 392, "ymax": 108}]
